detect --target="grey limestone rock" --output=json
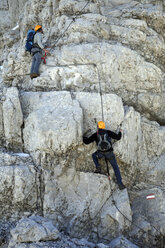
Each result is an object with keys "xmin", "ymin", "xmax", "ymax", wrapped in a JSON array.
[{"xmin": 0, "ymin": 0, "xmax": 165, "ymax": 248}]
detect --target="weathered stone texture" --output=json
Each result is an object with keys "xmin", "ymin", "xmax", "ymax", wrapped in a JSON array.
[
  {"xmin": 0, "ymin": 151, "xmax": 38, "ymax": 220},
  {"xmin": 43, "ymin": 171, "xmax": 132, "ymax": 241},
  {"xmin": 21, "ymin": 91, "xmax": 83, "ymax": 154},
  {"xmin": 9, "ymin": 216, "xmax": 59, "ymax": 246},
  {"xmin": 0, "ymin": 0, "xmax": 165, "ymax": 247},
  {"xmin": 2, "ymin": 87, "xmax": 23, "ymax": 151},
  {"xmin": 0, "ymin": 103, "xmax": 4, "ymax": 144}
]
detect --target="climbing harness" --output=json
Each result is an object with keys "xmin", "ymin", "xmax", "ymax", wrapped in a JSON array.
[
  {"xmin": 6, "ymin": 1, "xmax": 165, "ymax": 246},
  {"xmin": 104, "ymin": 159, "xmax": 165, "ymax": 247},
  {"xmin": 41, "ymin": 51, "xmax": 47, "ymax": 64},
  {"xmin": 9, "ymin": 1, "xmax": 91, "ymax": 79}
]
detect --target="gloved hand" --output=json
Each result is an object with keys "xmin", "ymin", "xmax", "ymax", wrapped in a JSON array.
[{"xmin": 83, "ymin": 129, "xmax": 91, "ymax": 137}]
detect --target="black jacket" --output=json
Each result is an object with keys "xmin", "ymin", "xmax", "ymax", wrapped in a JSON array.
[{"xmin": 83, "ymin": 129, "xmax": 122, "ymax": 152}]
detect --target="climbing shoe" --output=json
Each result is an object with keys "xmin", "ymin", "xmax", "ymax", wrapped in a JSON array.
[
  {"xmin": 94, "ymin": 167, "xmax": 101, "ymax": 174},
  {"xmin": 118, "ymin": 183, "xmax": 126, "ymax": 190},
  {"xmin": 30, "ymin": 73, "xmax": 39, "ymax": 79}
]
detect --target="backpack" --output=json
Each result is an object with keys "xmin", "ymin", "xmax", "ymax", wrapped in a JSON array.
[
  {"xmin": 97, "ymin": 129, "xmax": 112, "ymax": 152},
  {"xmin": 25, "ymin": 29, "xmax": 36, "ymax": 52}
]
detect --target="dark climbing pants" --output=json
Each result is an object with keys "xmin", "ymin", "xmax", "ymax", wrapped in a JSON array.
[
  {"xmin": 92, "ymin": 151, "xmax": 122, "ymax": 184},
  {"xmin": 30, "ymin": 52, "xmax": 41, "ymax": 74}
]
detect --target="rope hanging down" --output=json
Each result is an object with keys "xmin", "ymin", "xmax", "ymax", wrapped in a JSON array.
[
  {"xmin": 105, "ymin": 159, "xmax": 165, "ymax": 247},
  {"xmin": 8, "ymin": 1, "xmax": 165, "ymax": 245},
  {"xmin": 39, "ymin": 0, "xmax": 165, "ymax": 245},
  {"xmin": 48, "ymin": 0, "xmax": 104, "ymax": 122},
  {"xmin": 7, "ymin": 1, "xmax": 90, "ymax": 79},
  {"xmin": 94, "ymin": 64, "xmax": 104, "ymax": 122},
  {"xmin": 44, "ymin": 62, "xmax": 104, "ymax": 122},
  {"xmin": 6, "ymin": 61, "xmax": 104, "ymax": 125}
]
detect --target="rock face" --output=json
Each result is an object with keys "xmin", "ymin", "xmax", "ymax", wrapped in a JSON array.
[
  {"xmin": 2, "ymin": 87, "xmax": 23, "ymax": 151},
  {"xmin": 0, "ymin": 0, "xmax": 165, "ymax": 248},
  {"xmin": 9, "ymin": 216, "xmax": 59, "ymax": 246},
  {"xmin": 109, "ymin": 236, "xmax": 139, "ymax": 248},
  {"xmin": 21, "ymin": 91, "xmax": 83, "ymax": 155},
  {"xmin": 0, "ymin": 151, "xmax": 38, "ymax": 220}
]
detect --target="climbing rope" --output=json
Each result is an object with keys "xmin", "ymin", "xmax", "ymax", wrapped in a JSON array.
[
  {"xmin": 94, "ymin": 64, "xmax": 104, "ymax": 122},
  {"xmin": 105, "ymin": 159, "xmax": 165, "ymax": 247},
  {"xmin": 4, "ymin": 1, "xmax": 164, "ymax": 246},
  {"xmin": 7, "ymin": 1, "xmax": 91, "ymax": 77},
  {"xmin": 37, "ymin": 1, "xmax": 165, "ymax": 246},
  {"xmin": 4, "ymin": 61, "xmax": 104, "ymax": 124},
  {"xmin": 7, "ymin": 0, "xmax": 106, "ymax": 123},
  {"xmin": 51, "ymin": 0, "xmax": 91, "ymax": 48},
  {"xmin": 44, "ymin": 62, "xmax": 104, "ymax": 122},
  {"xmin": 47, "ymin": 0, "xmax": 104, "ymax": 122},
  {"xmin": 41, "ymin": 51, "xmax": 47, "ymax": 64}
]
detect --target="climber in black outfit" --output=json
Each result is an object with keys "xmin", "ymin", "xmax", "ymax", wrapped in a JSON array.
[{"xmin": 83, "ymin": 121, "xmax": 126, "ymax": 190}]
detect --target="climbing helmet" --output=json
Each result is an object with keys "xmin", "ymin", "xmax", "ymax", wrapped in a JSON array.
[
  {"xmin": 97, "ymin": 121, "xmax": 105, "ymax": 129},
  {"xmin": 34, "ymin": 25, "xmax": 42, "ymax": 32}
]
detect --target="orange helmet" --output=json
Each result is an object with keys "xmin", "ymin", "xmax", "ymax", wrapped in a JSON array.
[
  {"xmin": 34, "ymin": 25, "xmax": 42, "ymax": 32},
  {"xmin": 97, "ymin": 121, "xmax": 105, "ymax": 129}
]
